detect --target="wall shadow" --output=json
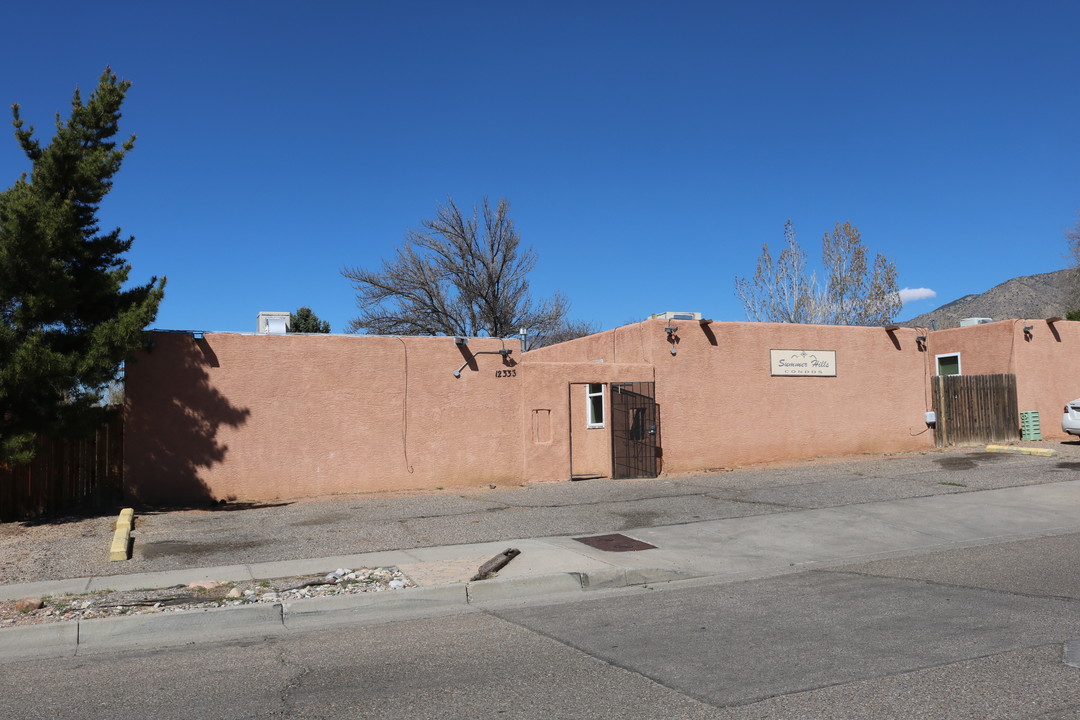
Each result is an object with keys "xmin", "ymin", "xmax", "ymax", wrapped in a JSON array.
[{"xmin": 124, "ymin": 333, "xmax": 252, "ymax": 508}]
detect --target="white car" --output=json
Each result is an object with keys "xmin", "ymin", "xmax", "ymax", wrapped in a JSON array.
[{"xmin": 1063, "ymin": 399, "xmax": 1080, "ymax": 435}]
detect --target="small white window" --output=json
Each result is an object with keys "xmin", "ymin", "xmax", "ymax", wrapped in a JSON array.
[
  {"xmin": 936, "ymin": 353, "xmax": 961, "ymax": 376},
  {"xmin": 586, "ymin": 383, "xmax": 605, "ymax": 428}
]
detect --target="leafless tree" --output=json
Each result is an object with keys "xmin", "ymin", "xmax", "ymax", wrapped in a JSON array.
[
  {"xmin": 342, "ymin": 197, "xmax": 593, "ymax": 346},
  {"xmin": 819, "ymin": 222, "xmax": 901, "ymax": 326},
  {"xmin": 1066, "ymin": 214, "xmax": 1080, "ymax": 318},
  {"xmin": 734, "ymin": 221, "xmax": 822, "ymax": 324},
  {"xmin": 735, "ymin": 221, "xmax": 901, "ymax": 326}
]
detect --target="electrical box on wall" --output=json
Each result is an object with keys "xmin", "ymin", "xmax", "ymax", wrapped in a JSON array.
[{"xmin": 925, "ymin": 411, "xmax": 936, "ymax": 425}]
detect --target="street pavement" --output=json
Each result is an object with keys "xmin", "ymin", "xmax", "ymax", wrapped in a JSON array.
[{"xmin": 2, "ymin": 445, "xmax": 1080, "ymax": 717}]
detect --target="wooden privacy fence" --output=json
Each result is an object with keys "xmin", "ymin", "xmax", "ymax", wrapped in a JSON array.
[
  {"xmin": 931, "ymin": 373, "xmax": 1019, "ymax": 448},
  {"xmin": 0, "ymin": 415, "xmax": 123, "ymax": 522}
]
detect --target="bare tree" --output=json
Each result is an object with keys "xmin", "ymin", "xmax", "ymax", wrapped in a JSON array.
[
  {"xmin": 819, "ymin": 222, "xmax": 902, "ymax": 326},
  {"xmin": 343, "ymin": 197, "xmax": 592, "ymax": 345},
  {"xmin": 735, "ymin": 220, "xmax": 901, "ymax": 326},
  {"xmin": 1066, "ymin": 215, "xmax": 1080, "ymax": 319},
  {"xmin": 734, "ymin": 221, "xmax": 822, "ymax": 323}
]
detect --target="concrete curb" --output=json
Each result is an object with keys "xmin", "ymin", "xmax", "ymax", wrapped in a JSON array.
[
  {"xmin": 77, "ymin": 601, "xmax": 287, "ymax": 655},
  {"xmin": 0, "ymin": 567, "xmax": 687, "ymax": 662},
  {"xmin": 986, "ymin": 444, "xmax": 1058, "ymax": 457},
  {"xmin": 0, "ymin": 622, "xmax": 78, "ymax": 663},
  {"xmin": 283, "ymin": 584, "xmax": 470, "ymax": 631},
  {"xmin": 466, "ymin": 572, "xmax": 584, "ymax": 603},
  {"xmin": 1065, "ymin": 640, "xmax": 1080, "ymax": 669},
  {"xmin": 578, "ymin": 567, "xmax": 704, "ymax": 590}
]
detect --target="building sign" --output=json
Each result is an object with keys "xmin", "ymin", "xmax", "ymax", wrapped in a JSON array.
[{"xmin": 770, "ymin": 349, "xmax": 836, "ymax": 377}]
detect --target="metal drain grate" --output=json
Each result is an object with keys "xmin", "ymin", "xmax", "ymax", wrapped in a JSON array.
[{"xmin": 573, "ymin": 533, "xmax": 657, "ymax": 552}]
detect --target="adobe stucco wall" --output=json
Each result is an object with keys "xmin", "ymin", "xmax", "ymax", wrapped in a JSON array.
[
  {"xmin": 529, "ymin": 318, "xmax": 933, "ymax": 471},
  {"xmin": 128, "ymin": 317, "xmax": 1078, "ymax": 505},
  {"xmin": 518, "ymin": 360, "xmax": 655, "ymax": 483},
  {"xmin": 927, "ymin": 319, "xmax": 1080, "ymax": 439},
  {"xmin": 125, "ymin": 332, "xmax": 526, "ymax": 504},
  {"xmin": 650, "ymin": 321, "xmax": 933, "ymax": 471}
]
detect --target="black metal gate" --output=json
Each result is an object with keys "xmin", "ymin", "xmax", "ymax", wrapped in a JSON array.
[{"xmin": 610, "ymin": 382, "xmax": 660, "ymax": 479}]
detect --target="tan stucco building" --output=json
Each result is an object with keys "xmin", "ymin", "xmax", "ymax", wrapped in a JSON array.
[{"xmin": 124, "ymin": 317, "xmax": 1080, "ymax": 505}]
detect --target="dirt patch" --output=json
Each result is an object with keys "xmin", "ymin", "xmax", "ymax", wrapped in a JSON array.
[{"xmin": 0, "ymin": 567, "xmax": 414, "ymax": 630}]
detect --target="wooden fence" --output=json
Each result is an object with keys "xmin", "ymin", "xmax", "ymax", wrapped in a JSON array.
[
  {"xmin": 0, "ymin": 415, "xmax": 123, "ymax": 521},
  {"xmin": 931, "ymin": 373, "xmax": 1019, "ymax": 448}
]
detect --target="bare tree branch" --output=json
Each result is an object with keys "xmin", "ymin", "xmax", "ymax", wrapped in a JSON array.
[
  {"xmin": 342, "ymin": 197, "xmax": 593, "ymax": 346},
  {"xmin": 735, "ymin": 220, "xmax": 901, "ymax": 326}
]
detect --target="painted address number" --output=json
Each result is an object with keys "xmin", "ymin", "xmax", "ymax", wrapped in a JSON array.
[{"xmin": 495, "ymin": 369, "xmax": 517, "ymax": 378}]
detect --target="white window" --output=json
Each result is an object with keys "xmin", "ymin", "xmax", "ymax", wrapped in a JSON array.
[
  {"xmin": 936, "ymin": 353, "xmax": 961, "ymax": 376},
  {"xmin": 586, "ymin": 383, "xmax": 605, "ymax": 428}
]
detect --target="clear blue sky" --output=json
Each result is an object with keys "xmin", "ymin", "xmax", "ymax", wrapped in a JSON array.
[{"xmin": 4, "ymin": 1, "xmax": 1078, "ymax": 333}]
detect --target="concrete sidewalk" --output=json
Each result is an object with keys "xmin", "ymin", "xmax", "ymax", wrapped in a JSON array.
[{"xmin": 3, "ymin": 479, "xmax": 1080, "ymax": 662}]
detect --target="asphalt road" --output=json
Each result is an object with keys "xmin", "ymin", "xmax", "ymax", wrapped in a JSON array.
[
  {"xmin": 4, "ymin": 533, "xmax": 1080, "ymax": 719},
  {"xmin": 3, "ymin": 448, "xmax": 1080, "ymax": 718}
]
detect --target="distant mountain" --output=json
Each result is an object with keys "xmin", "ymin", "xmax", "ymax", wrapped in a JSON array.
[{"xmin": 900, "ymin": 269, "xmax": 1077, "ymax": 329}]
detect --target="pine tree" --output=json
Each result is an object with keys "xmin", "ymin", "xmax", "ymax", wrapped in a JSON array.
[
  {"xmin": 0, "ymin": 69, "xmax": 165, "ymax": 462},
  {"xmin": 288, "ymin": 307, "xmax": 330, "ymax": 333}
]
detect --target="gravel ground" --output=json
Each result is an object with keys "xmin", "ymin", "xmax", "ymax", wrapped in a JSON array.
[
  {"xmin": 3, "ymin": 441, "xmax": 1078, "ymax": 588},
  {"xmin": 0, "ymin": 566, "xmax": 415, "ymax": 629}
]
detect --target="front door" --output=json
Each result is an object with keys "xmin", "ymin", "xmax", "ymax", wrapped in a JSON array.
[{"xmin": 610, "ymin": 382, "xmax": 660, "ymax": 478}]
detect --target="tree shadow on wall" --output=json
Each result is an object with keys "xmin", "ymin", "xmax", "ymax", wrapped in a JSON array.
[{"xmin": 124, "ymin": 334, "xmax": 253, "ymax": 508}]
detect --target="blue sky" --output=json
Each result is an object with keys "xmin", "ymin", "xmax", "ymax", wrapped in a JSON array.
[{"xmin": 3, "ymin": 1, "xmax": 1078, "ymax": 333}]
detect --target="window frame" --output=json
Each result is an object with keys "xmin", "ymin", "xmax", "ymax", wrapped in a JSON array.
[
  {"xmin": 935, "ymin": 353, "xmax": 961, "ymax": 376},
  {"xmin": 586, "ymin": 383, "xmax": 606, "ymax": 428}
]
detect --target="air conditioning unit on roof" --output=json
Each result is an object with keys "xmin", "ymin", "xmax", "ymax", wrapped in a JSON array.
[
  {"xmin": 650, "ymin": 311, "xmax": 702, "ymax": 321},
  {"xmin": 257, "ymin": 311, "xmax": 291, "ymax": 334}
]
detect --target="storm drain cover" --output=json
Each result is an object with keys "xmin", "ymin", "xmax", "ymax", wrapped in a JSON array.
[{"xmin": 573, "ymin": 533, "xmax": 657, "ymax": 552}]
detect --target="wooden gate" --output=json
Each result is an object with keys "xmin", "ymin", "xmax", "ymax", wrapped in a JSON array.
[{"xmin": 931, "ymin": 373, "xmax": 1019, "ymax": 448}]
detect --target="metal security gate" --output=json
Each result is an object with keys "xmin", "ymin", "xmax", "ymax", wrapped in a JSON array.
[
  {"xmin": 610, "ymin": 382, "xmax": 660, "ymax": 478},
  {"xmin": 931, "ymin": 373, "xmax": 1019, "ymax": 448}
]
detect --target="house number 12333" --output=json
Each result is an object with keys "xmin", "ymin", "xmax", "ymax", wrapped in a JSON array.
[{"xmin": 495, "ymin": 369, "xmax": 517, "ymax": 378}]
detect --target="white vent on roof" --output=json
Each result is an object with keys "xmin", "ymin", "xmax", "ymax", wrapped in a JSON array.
[
  {"xmin": 650, "ymin": 311, "xmax": 702, "ymax": 321},
  {"xmin": 257, "ymin": 312, "xmax": 290, "ymax": 334}
]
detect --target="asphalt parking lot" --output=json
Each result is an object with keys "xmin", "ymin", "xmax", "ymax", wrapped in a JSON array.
[{"xmin": 3, "ymin": 441, "xmax": 1080, "ymax": 586}]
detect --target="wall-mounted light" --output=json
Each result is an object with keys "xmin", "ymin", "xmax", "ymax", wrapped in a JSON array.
[
  {"xmin": 915, "ymin": 336, "xmax": 927, "ymax": 343},
  {"xmin": 1024, "ymin": 325, "xmax": 1034, "ymax": 339},
  {"xmin": 665, "ymin": 324, "xmax": 678, "ymax": 356},
  {"xmin": 452, "ymin": 347, "xmax": 513, "ymax": 377},
  {"xmin": 454, "ymin": 336, "xmax": 468, "ymax": 346}
]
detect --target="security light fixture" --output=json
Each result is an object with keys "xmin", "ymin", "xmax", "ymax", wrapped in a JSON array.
[
  {"xmin": 1024, "ymin": 325, "xmax": 1034, "ymax": 338},
  {"xmin": 454, "ymin": 336, "xmax": 468, "ymax": 346},
  {"xmin": 916, "ymin": 336, "xmax": 927, "ymax": 343},
  {"xmin": 452, "ymin": 346, "xmax": 513, "ymax": 377}
]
